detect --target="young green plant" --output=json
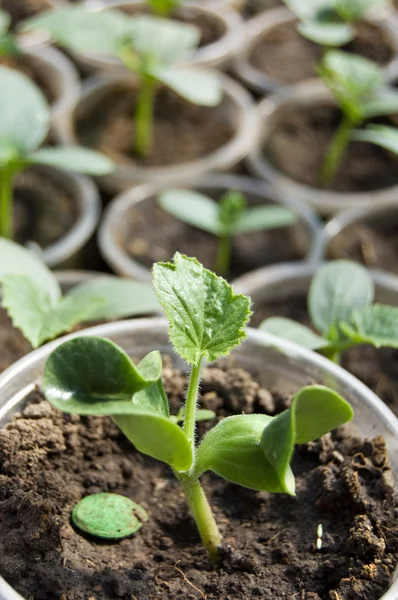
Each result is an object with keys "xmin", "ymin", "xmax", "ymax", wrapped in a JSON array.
[
  {"xmin": 42, "ymin": 253, "xmax": 353, "ymax": 562},
  {"xmin": 158, "ymin": 189, "xmax": 297, "ymax": 276},
  {"xmin": 0, "ymin": 9, "xmax": 20, "ymax": 55},
  {"xmin": 260, "ymin": 260, "xmax": 398, "ymax": 363},
  {"xmin": 284, "ymin": 0, "xmax": 390, "ymax": 48},
  {"xmin": 146, "ymin": 0, "xmax": 182, "ymax": 16},
  {"xmin": 318, "ymin": 50, "xmax": 398, "ymax": 185},
  {"xmin": 23, "ymin": 6, "xmax": 222, "ymax": 157},
  {"xmin": 0, "ymin": 237, "xmax": 160, "ymax": 348},
  {"xmin": 0, "ymin": 66, "xmax": 113, "ymax": 239}
]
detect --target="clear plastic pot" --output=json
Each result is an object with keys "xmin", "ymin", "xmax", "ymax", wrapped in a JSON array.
[
  {"xmin": 0, "ymin": 317, "xmax": 397, "ymax": 600},
  {"xmin": 69, "ymin": 0, "xmax": 245, "ymax": 73},
  {"xmin": 97, "ymin": 174, "xmax": 322, "ymax": 280},
  {"xmin": 233, "ymin": 7, "xmax": 398, "ymax": 95},
  {"xmin": 246, "ymin": 80, "xmax": 398, "ymax": 216},
  {"xmin": 54, "ymin": 72, "xmax": 257, "ymax": 194},
  {"xmin": 25, "ymin": 165, "xmax": 101, "ymax": 269}
]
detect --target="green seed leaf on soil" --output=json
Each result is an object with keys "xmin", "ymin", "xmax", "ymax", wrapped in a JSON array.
[
  {"xmin": 153, "ymin": 253, "xmax": 252, "ymax": 365},
  {"xmin": 298, "ymin": 21, "xmax": 354, "ymax": 47},
  {"xmin": 341, "ymin": 303, "xmax": 398, "ymax": 348},
  {"xmin": 336, "ymin": 0, "xmax": 389, "ymax": 21},
  {"xmin": 158, "ymin": 189, "xmax": 221, "ymax": 235},
  {"xmin": 151, "ymin": 66, "xmax": 222, "ymax": 106},
  {"xmin": 351, "ymin": 125, "xmax": 398, "ymax": 155},
  {"xmin": 308, "ymin": 260, "xmax": 374, "ymax": 338},
  {"xmin": 261, "ymin": 385, "xmax": 354, "ymax": 495},
  {"xmin": 71, "ymin": 493, "xmax": 148, "ymax": 539},
  {"xmin": 232, "ymin": 205, "xmax": 297, "ymax": 235},
  {"xmin": 259, "ymin": 317, "xmax": 331, "ymax": 350},
  {"xmin": 360, "ymin": 90, "xmax": 398, "ymax": 119},
  {"xmin": 29, "ymin": 146, "xmax": 114, "ymax": 175}
]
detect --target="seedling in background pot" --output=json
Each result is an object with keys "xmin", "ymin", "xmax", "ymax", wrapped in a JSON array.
[
  {"xmin": 260, "ymin": 260, "xmax": 398, "ymax": 363},
  {"xmin": 0, "ymin": 66, "xmax": 113, "ymax": 239},
  {"xmin": 318, "ymin": 51, "xmax": 398, "ymax": 185},
  {"xmin": 146, "ymin": 0, "xmax": 182, "ymax": 16},
  {"xmin": 0, "ymin": 238, "xmax": 160, "ymax": 347},
  {"xmin": 0, "ymin": 10, "xmax": 21, "ymax": 55},
  {"xmin": 284, "ymin": 0, "xmax": 390, "ymax": 48},
  {"xmin": 43, "ymin": 253, "xmax": 353, "ymax": 562},
  {"xmin": 23, "ymin": 6, "xmax": 222, "ymax": 157},
  {"xmin": 158, "ymin": 189, "xmax": 297, "ymax": 276}
]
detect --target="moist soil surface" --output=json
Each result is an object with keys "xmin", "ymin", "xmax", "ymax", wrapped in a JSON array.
[
  {"xmin": 1, "ymin": 358, "xmax": 398, "ymax": 600},
  {"xmin": 3, "ymin": 0, "xmax": 52, "ymax": 28},
  {"xmin": 0, "ymin": 54, "xmax": 55, "ymax": 104},
  {"xmin": 264, "ymin": 103, "xmax": 398, "ymax": 193},
  {"xmin": 327, "ymin": 224, "xmax": 398, "ymax": 276},
  {"xmin": 13, "ymin": 169, "xmax": 78, "ymax": 251},
  {"xmin": 250, "ymin": 19, "xmax": 393, "ymax": 83},
  {"xmin": 252, "ymin": 295, "xmax": 398, "ymax": 416},
  {"xmin": 120, "ymin": 197, "xmax": 308, "ymax": 279},
  {"xmin": 76, "ymin": 87, "xmax": 234, "ymax": 169}
]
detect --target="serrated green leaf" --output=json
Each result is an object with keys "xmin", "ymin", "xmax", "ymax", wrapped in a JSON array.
[
  {"xmin": 342, "ymin": 303, "xmax": 398, "ymax": 348},
  {"xmin": 194, "ymin": 414, "xmax": 289, "ymax": 492},
  {"xmin": 351, "ymin": 125, "xmax": 398, "ymax": 156},
  {"xmin": 158, "ymin": 190, "xmax": 220, "ymax": 235},
  {"xmin": 308, "ymin": 261, "xmax": 374, "ymax": 338},
  {"xmin": 67, "ymin": 277, "xmax": 160, "ymax": 320},
  {"xmin": 259, "ymin": 317, "xmax": 330, "ymax": 350},
  {"xmin": 153, "ymin": 253, "xmax": 252, "ymax": 365},
  {"xmin": 152, "ymin": 67, "xmax": 222, "ymax": 107},
  {"xmin": 0, "ymin": 237, "xmax": 60, "ymax": 303},
  {"xmin": 0, "ymin": 66, "xmax": 49, "ymax": 156},
  {"xmin": 43, "ymin": 337, "xmax": 162, "ymax": 415},
  {"xmin": 29, "ymin": 147, "xmax": 114, "ymax": 175},
  {"xmin": 298, "ymin": 21, "xmax": 354, "ymax": 47},
  {"xmin": 261, "ymin": 385, "xmax": 353, "ymax": 494}
]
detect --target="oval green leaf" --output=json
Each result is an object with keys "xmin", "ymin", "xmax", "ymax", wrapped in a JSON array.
[{"xmin": 259, "ymin": 317, "xmax": 330, "ymax": 350}]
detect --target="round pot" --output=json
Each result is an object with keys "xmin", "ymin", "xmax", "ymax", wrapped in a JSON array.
[
  {"xmin": 233, "ymin": 7, "xmax": 398, "ymax": 95},
  {"xmin": 315, "ymin": 201, "xmax": 398, "ymax": 277},
  {"xmin": 54, "ymin": 72, "xmax": 257, "ymax": 194},
  {"xmin": 70, "ymin": 0, "xmax": 244, "ymax": 73},
  {"xmin": 12, "ymin": 44, "xmax": 80, "ymax": 121},
  {"xmin": 97, "ymin": 174, "xmax": 322, "ymax": 280},
  {"xmin": 0, "ymin": 317, "xmax": 398, "ymax": 600},
  {"xmin": 245, "ymin": 80, "xmax": 398, "ymax": 216},
  {"xmin": 20, "ymin": 165, "xmax": 100, "ymax": 269}
]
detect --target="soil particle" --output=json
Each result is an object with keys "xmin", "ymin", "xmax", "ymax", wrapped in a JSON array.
[
  {"xmin": 264, "ymin": 103, "xmax": 398, "ymax": 192},
  {"xmin": 250, "ymin": 19, "xmax": 392, "ymax": 83},
  {"xmin": 0, "ymin": 359, "xmax": 397, "ymax": 600},
  {"xmin": 76, "ymin": 87, "xmax": 235, "ymax": 168}
]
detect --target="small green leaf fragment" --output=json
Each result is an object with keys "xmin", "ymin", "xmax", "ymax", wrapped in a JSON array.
[
  {"xmin": 29, "ymin": 147, "xmax": 114, "ymax": 175},
  {"xmin": 152, "ymin": 67, "xmax": 222, "ymax": 106},
  {"xmin": 71, "ymin": 493, "xmax": 148, "ymax": 540},
  {"xmin": 259, "ymin": 317, "xmax": 330, "ymax": 350},
  {"xmin": 153, "ymin": 253, "xmax": 252, "ymax": 365},
  {"xmin": 158, "ymin": 190, "xmax": 220, "ymax": 235},
  {"xmin": 218, "ymin": 191, "xmax": 246, "ymax": 235},
  {"xmin": 345, "ymin": 304, "xmax": 398, "ymax": 348},
  {"xmin": 233, "ymin": 205, "xmax": 297, "ymax": 235},
  {"xmin": 351, "ymin": 125, "xmax": 398, "ymax": 156},
  {"xmin": 298, "ymin": 21, "xmax": 354, "ymax": 47}
]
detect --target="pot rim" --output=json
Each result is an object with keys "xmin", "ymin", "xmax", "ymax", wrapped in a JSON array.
[
  {"xmin": 0, "ymin": 316, "xmax": 398, "ymax": 600},
  {"xmin": 233, "ymin": 6, "xmax": 398, "ymax": 94},
  {"xmin": 245, "ymin": 79, "xmax": 398, "ymax": 216},
  {"xmin": 97, "ymin": 173, "xmax": 322, "ymax": 280},
  {"xmin": 53, "ymin": 71, "xmax": 257, "ymax": 191}
]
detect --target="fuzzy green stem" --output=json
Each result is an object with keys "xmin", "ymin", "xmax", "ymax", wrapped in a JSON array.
[
  {"xmin": 183, "ymin": 358, "xmax": 203, "ymax": 449},
  {"xmin": 320, "ymin": 113, "xmax": 356, "ymax": 186},
  {"xmin": 178, "ymin": 474, "xmax": 222, "ymax": 564},
  {"xmin": 0, "ymin": 166, "xmax": 14, "ymax": 239},
  {"xmin": 215, "ymin": 234, "xmax": 231, "ymax": 276},
  {"xmin": 135, "ymin": 76, "xmax": 155, "ymax": 157}
]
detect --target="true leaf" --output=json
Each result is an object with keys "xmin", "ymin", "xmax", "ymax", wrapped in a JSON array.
[
  {"xmin": 298, "ymin": 21, "xmax": 354, "ymax": 47},
  {"xmin": 43, "ymin": 337, "xmax": 162, "ymax": 414},
  {"xmin": 259, "ymin": 317, "xmax": 330, "ymax": 350},
  {"xmin": 152, "ymin": 67, "xmax": 222, "ymax": 106},
  {"xmin": 341, "ymin": 303, "xmax": 398, "ymax": 348},
  {"xmin": 308, "ymin": 261, "xmax": 374, "ymax": 337},
  {"xmin": 261, "ymin": 385, "xmax": 353, "ymax": 494},
  {"xmin": 194, "ymin": 414, "xmax": 290, "ymax": 492},
  {"xmin": 153, "ymin": 253, "xmax": 252, "ymax": 365},
  {"xmin": 351, "ymin": 125, "xmax": 398, "ymax": 155},
  {"xmin": 29, "ymin": 147, "xmax": 114, "ymax": 175}
]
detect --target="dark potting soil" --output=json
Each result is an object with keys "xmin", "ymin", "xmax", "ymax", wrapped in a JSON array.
[
  {"xmin": 1, "ymin": 358, "xmax": 397, "ymax": 600},
  {"xmin": 0, "ymin": 308, "xmax": 32, "ymax": 375},
  {"xmin": 264, "ymin": 103, "xmax": 398, "ymax": 192},
  {"xmin": 13, "ymin": 169, "xmax": 78, "ymax": 251},
  {"xmin": 2, "ymin": 0, "xmax": 52, "ymax": 28},
  {"xmin": 120, "ymin": 197, "xmax": 308, "ymax": 279},
  {"xmin": 250, "ymin": 20, "xmax": 393, "ymax": 83},
  {"xmin": 253, "ymin": 295, "xmax": 398, "ymax": 417},
  {"xmin": 242, "ymin": 0, "xmax": 283, "ymax": 19},
  {"xmin": 327, "ymin": 224, "xmax": 398, "ymax": 276},
  {"xmin": 76, "ymin": 87, "xmax": 234, "ymax": 168},
  {"xmin": 0, "ymin": 54, "xmax": 55, "ymax": 104}
]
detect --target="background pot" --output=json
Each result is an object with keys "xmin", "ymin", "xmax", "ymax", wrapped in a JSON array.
[
  {"xmin": 0, "ymin": 318, "xmax": 398, "ymax": 599},
  {"xmin": 246, "ymin": 80, "xmax": 398, "ymax": 216},
  {"xmin": 233, "ymin": 7, "xmax": 398, "ymax": 95},
  {"xmin": 54, "ymin": 72, "xmax": 257, "ymax": 194},
  {"xmin": 25, "ymin": 165, "xmax": 101, "ymax": 269},
  {"xmin": 97, "ymin": 174, "xmax": 322, "ymax": 280},
  {"xmin": 70, "ymin": 0, "xmax": 245, "ymax": 73}
]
